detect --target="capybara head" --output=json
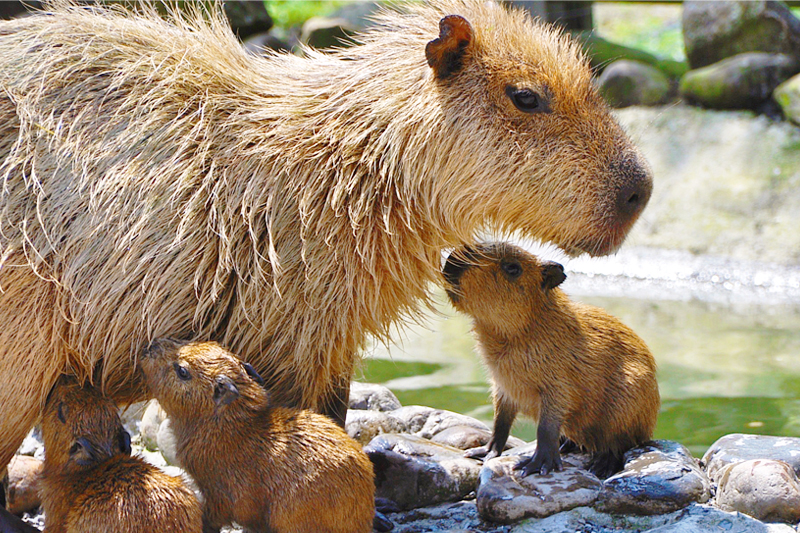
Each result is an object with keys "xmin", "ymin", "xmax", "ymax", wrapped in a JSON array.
[
  {"xmin": 404, "ymin": 1, "xmax": 653, "ymax": 255},
  {"xmin": 140, "ymin": 339, "xmax": 267, "ymax": 419},
  {"xmin": 444, "ymin": 243, "xmax": 566, "ymax": 329},
  {"xmin": 42, "ymin": 376, "xmax": 131, "ymax": 475}
]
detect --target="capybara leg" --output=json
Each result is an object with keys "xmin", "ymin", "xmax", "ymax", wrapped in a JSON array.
[
  {"xmin": 320, "ymin": 377, "xmax": 350, "ymax": 428},
  {"xmin": 465, "ymin": 394, "xmax": 516, "ymax": 461},
  {"xmin": 515, "ymin": 415, "xmax": 562, "ymax": 476},
  {"xmin": 588, "ymin": 450, "xmax": 624, "ymax": 479},
  {"xmin": 559, "ymin": 436, "xmax": 580, "ymax": 454},
  {"xmin": 0, "ymin": 507, "xmax": 40, "ymax": 533}
]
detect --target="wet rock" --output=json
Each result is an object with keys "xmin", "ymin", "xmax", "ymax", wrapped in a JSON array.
[
  {"xmin": 365, "ymin": 434, "xmax": 482, "ymax": 510},
  {"xmin": 477, "ymin": 445, "xmax": 602, "ymax": 523},
  {"xmin": 349, "ymin": 382, "xmax": 402, "ymax": 412},
  {"xmin": 597, "ymin": 60, "xmax": 671, "ymax": 108},
  {"xmin": 715, "ymin": 459, "xmax": 800, "ymax": 523},
  {"xmin": 139, "ymin": 400, "xmax": 166, "ymax": 451},
  {"xmin": 682, "ymin": 1, "xmax": 800, "ymax": 69},
  {"xmin": 223, "ymin": 1, "xmax": 272, "ymax": 41},
  {"xmin": 679, "ymin": 53, "xmax": 799, "ymax": 110},
  {"xmin": 597, "ymin": 440, "xmax": 711, "ymax": 515},
  {"xmin": 156, "ymin": 418, "xmax": 178, "ymax": 466},
  {"xmin": 242, "ymin": 32, "xmax": 291, "ymax": 55},
  {"xmin": 6, "ymin": 455, "xmax": 42, "ymax": 515},
  {"xmin": 703, "ymin": 434, "xmax": 800, "ymax": 483},
  {"xmin": 384, "ymin": 500, "xmax": 498, "ymax": 533},
  {"xmin": 773, "ymin": 73, "xmax": 800, "ymax": 124},
  {"xmin": 346, "ymin": 409, "xmax": 404, "ymax": 446},
  {"xmin": 300, "ymin": 17, "xmax": 357, "ymax": 49}
]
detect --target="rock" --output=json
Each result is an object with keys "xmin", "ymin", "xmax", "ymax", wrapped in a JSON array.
[
  {"xmin": 349, "ymin": 382, "xmax": 402, "ymax": 412},
  {"xmin": 574, "ymin": 31, "xmax": 688, "ymax": 79},
  {"xmin": 242, "ymin": 32, "xmax": 291, "ymax": 56},
  {"xmin": 386, "ymin": 405, "xmax": 438, "ymax": 434},
  {"xmin": 329, "ymin": 2, "xmax": 383, "ymax": 33},
  {"xmin": 156, "ymin": 418, "xmax": 178, "ymax": 466},
  {"xmin": 679, "ymin": 53, "xmax": 799, "ymax": 110},
  {"xmin": 383, "ymin": 500, "xmax": 489, "ymax": 533},
  {"xmin": 773, "ymin": 73, "xmax": 800, "ymax": 123},
  {"xmin": 139, "ymin": 400, "xmax": 166, "ymax": 451},
  {"xmin": 431, "ymin": 425, "xmax": 524, "ymax": 451},
  {"xmin": 346, "ymin": 409, "xmax": 404, "ymax": 446},
  {"xmin": 5, "ymin": 455, "xmax": 42, "ymax": 515},
  {"xmin": 300, "ymin": 17, "xmax": 357, "ymax": 49},
  {"xmin": 15, "ymin": 429, "xmax": 43, "ymax": 458},
  {"xmin": 223, "ymin": 1, "xmax": 272, "ymax": 41},
  {"xmin": 597, "ymin": 60, "xmax": 671, "ymax": 108},
  {"xmin": 477, "ymin": 446, "xmax": 602, "ymax": 523},
  {"xmin": 119, "ymin": 400, "xmax": 147, "ymax": 437},
  {"xmin": 715, "ymin": 459, "xmax": 800, "ymax": 523},
  {"xmin": 703, "ymin": 434, "xmax": 800, "ymax": 483},
  {"xmin": 682, "ymin": 1, "xmax": 800, "ymax": 69},
  {"xmin": 597, "ymin": 440, "xmax": 711, "ymax": 515},
  {"xmin": 414, "ymin": 409, "xmax": 491, "ymax": 440},
  {"xmin": 365, "ymin": 434, "xmax": 482, "ymax": 510}
]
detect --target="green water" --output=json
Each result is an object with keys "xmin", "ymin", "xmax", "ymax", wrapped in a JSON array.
[{"xmin": 356, "ymin": 291, "xmax": 800, "ymax": 458}]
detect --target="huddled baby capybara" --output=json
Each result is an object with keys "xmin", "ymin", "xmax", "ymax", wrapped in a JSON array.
[
  {"xmin": 444, "ymin": 243, "xmax": 660, "ymax": 478},
  {"xmin": 40, "ymin": 376, "xmax": 202, "ymax": 533},
  {"xmin": 139, "ymin": 339, "xmax": 375, "ymax": 533},
  {"xmin": 0, "ymin": 0, "xmax": 653, "ymax": 470}
]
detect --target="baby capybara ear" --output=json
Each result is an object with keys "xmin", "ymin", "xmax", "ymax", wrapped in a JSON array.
[
  {"xmin": 541, "ymin": 261, "xmax": 567, "ymax": 291},
  {"xmin": 242, "ymin": 362, "xmax": 264, "ymax": 386},
  {"xmin": 213, "ymin": 375, "xmax": 240, "ymax": 408},
  {"xmin": 425, "ymin": 14, "xmax": 473, "ymax": 79}
]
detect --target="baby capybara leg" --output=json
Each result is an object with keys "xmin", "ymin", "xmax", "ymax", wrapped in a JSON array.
[
  {"xmin": 515, "ymin": 414, "xmax": 563, "ymax": 476},
  {"xmin": 588, "ymin": 450, "xmax": 625, "ymax": 479}
]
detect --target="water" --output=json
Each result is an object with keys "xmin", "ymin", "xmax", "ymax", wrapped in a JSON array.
[{"xmin": 356, "ymin": 246, "xmax": 800, "ymax": 458}]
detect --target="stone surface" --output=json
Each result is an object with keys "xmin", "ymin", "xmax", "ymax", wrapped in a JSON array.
[
  {"xmin": 301, "ymin": 17, "xmax": 357, "ymax": 49},
  {"xmin": 574, "ymin": 32, "xmax": 687, "ymax": 79},
  {"xmin": 156, "ymin": 418, "xmax": 178, "ymax": 466},
  {"xmin": 365, "ymin": 434, "xmax": 482, "ymax": 510},
  {"xmin": 242, "ymin": 32, "xmax": 290, "ymax": 55},
  {"xmin": 773, "ymin": 73, "xmax": 800, "ymax": 124},
  {"xmin": 715, "ymin": 459, "xmax": 800, "ymax": 523},
  {"xmin": 16, "ymin": 429, "xmax": 43, "ymax": 459},
  {"xmin": 477, "ymin": 449, "xmax": 602, "ymax": 523},
  {"xmin": 431, "ymin": 425, "xmax": 524, "ymax": 452},
  {"xmin": 597, "ymin": 440, "xmax": 711, "ymax": 515},
  {"xmin": 682, "ymin": 1, "xmax": 800, "ymax": 69},
  {"xmin": 5, "ymin": 455, "xmax": 42, "ymax": 515},
  {"xmin": 384, "ymin": 500, "xmax": 510, "ymax": 533},
  {"xmin": 414, "ymin": 409, "xmax": 491, "ymax": 440},
  {"xmin": 119, "ymin": 401, "xmax": 147, "ymax": 437},
  {"xmin": 680, "ymin": 53, "xmax": 798, "ymax": 110},
  {"xmin": 597, "ymin": 60, "xmax": 671, "ymax": 108},
  {"xmin": 346, "ymin": 409, "xmax": 404, "ymax": 446},
  {"xmin": 703, "ymin": 434, "xmax": 800, "ymax": 483},
  {"xmin": 349, "ymin": 382, "xmax": 402, "ymax": 412},
  {"xmin": 139, "ymin": 400, "xmax": 166, "ymax": 451}
]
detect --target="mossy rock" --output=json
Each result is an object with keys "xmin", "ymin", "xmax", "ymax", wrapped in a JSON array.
[
  {"xmin": 573, "ymin": 31, "xmax": 688, "ymax": 80},
  {"xmin": 774, "ymin": 73, "xmax": 800, "ymax": 124},
  {"xmin": 597, "ymin": 60, "xmax": 671, "ymax": 108}
]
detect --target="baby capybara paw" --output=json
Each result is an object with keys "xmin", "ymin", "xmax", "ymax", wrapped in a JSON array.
[{"xmin": 515, "ymin": 449, "xmax": 563, "ymax": 476}]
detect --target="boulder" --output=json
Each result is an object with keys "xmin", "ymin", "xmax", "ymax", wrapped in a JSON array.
[
  {"xmin": 773, "ymin": 73, "xmax": 800, "ymax": 123},
  {"xmin": 348, "ymin": 382, "xmax": 402, "ymax": 412},
  {"xmin": 715, "ymin": 459, "xmax": 800, "ymax": 523},
  {"xmin": 156, "ymin": 418, "xmax": 179, "ymax": 466},
  {"xmin": 346, "ymin": 409, "xmax": 404, "ymax": 446},
  {"xmin": 597, "ymin": 60, "xmax": 671, "ymax": 108},
  {"xmin": 682, "ymin": 1, "xmax": 800, "ymax": 69},
  {"xmin": 679, "ymin": 53, "xmax": 799, "ymax": 110},
  {"xmin": 5, "ymin": 455, "xmax": 42, "ymax": 515},
  {"xmin": 703, "ymin": 434, "xmax": 800, "ymax": 483},
  {"xmin": 139, "ymin": 400, "xmax": 167, "ymax": 451}
]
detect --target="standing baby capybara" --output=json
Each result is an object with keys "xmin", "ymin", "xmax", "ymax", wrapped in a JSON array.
[
  {"xmin": 39, "ymin": 376, "xmax": 202, "ymax": 533},
  {"xmin": 444, "ymin": 243, "xmax": 660, "ymax": 478},
  {"xmin": 139, "ymin": 339, "xmax": 375, "ymax": 533},
  {"xmin": 0, "ymin": 0, "xmax": 653, "ymax": 469}
]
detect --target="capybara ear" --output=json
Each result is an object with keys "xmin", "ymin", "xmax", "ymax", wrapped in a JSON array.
[
  {"xmin": 541, "ymin": 261, "xmax": 566, "ymax": 291},
  {"xmin": 57, "ymin": 403, "xmax": 68, "ymax": 424},
  {"xmin": 119, "ymin": 430, "xmax": 132, "ymax": 455},
  {"xmin": 425, "ymin": 15, "xmax": 473, "ymax": 79},
  {"xmin": 242, "ymin": 362, "xmax": 264, "ymax": 386},
  {"xmin": 213, "ymin": 375, "xmax": 240, "ymax": 408}
]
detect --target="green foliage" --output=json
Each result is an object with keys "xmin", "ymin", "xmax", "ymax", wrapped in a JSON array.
[
  {"xmin": 266, "ymin": 0, "xmax": 349, "ymax": 29},
  {"xmin": 356, "ymin": 358, "xmax": 443, "ymax": 384}
]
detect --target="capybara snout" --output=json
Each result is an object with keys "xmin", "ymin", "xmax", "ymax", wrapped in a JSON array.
[{"xmin": 612, "ymin": 153, "xmax": 653, "ymax": 221}]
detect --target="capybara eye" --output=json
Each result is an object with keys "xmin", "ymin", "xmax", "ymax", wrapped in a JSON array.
[
  {"xmin": 173, "ymin": 362, "xmax": 191, "ymax": 381},
  {"xmin": 505, "ymin": 86, "xmax": 548, "ymax": 114},
  {"xmin": 68, "ymin": 441, "xmax": 82, "ymax": 456},
  {"xmin": 501, "ymin": 261, "xmax": 522, "ymax": 280}
]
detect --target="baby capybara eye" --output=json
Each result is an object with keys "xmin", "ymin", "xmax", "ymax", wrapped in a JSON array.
[
  {"xmin": 173, "ymin": 363, "xmax": 191, "ymax": 381},
  {"xmin": 501, "ymin": 260, "xmax": 523, "ymax": 280}
]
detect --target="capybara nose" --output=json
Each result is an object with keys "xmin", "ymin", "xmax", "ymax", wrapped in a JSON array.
[{"xmin": 614, "ymin": 158, "xmax": 653, "ymax": 222}]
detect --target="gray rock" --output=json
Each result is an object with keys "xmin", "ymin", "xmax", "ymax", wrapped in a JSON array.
[
  {"xmin": 679, "ymin": 53, "xmax": 799, "ymax": 110},
  {"xmin": 414, "ymin": 409, "xmax": 491, "ymax": 440},
  {"xmin": 365, "ymin": 434, "xmax": 482, "ymax": 510},
  {"xmin": 300, "ymin": 17, "xmax": 357, "ymax": 49},
  {"xmin": 384, "ymin": 500, "xmax": 508, "ymax": 533},
  {"xmin": 348, "ymin": 382, "xmax": 402, "ymax": 412},
  {"xmin": 715, "ymin": 459, "xmax": 800, "ymax": 523},
  {"xmin": 597, "ymin": 60, "xmax": 671, "ymax": 108},
  {"xmin": 477, "ymin": 451, "xmax": 602, "ymax": 523},
  {"xmin": 431, "ymin": 426, "xmax": 526, "ymax": 451},
  {"xmin": 386, "ymin": 405, "xmax": 438, "ymax": 433},
  {"xmin": 703, "ymin": 434, "xmax": 800, "ymax": 483},
  {"xmin": 597, "ymin": 440, "xmax": 711, "ymax": 515},
  {"xmin": 119, "ymin": 400, "xmax": 147, "ymax": 437},
  {"xmin": 242, "ymin": 32, "xmax": 290, "ymax": 56},
  {"xmin": 139, "ymin": 400, "xmax": 166, "ymax": 451},
  {"xmin": 16, "ymin": 429, "xmax": 43, "ymax": 458},
  {"xmin": 223, "ymin": 1, "xmax": 272, "ymax": 41},
  {"xmin": 156, "ymin": 418, "xmax": 178, "ymax": 466},
  {"xmin": 345, "ymin": 409, "xmax": 404, "ymax": 446},
  {"xmin": 773, "ymin": 73, "xmax": 800, "ymax": 123},
  {"xmin": 682, "ymin": 1, "xmax": 800, "ymax": 69}
]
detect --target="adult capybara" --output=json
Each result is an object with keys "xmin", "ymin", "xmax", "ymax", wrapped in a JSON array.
[
  {"xmin": 444, "ymin": 243, "xmax": 660, "ymax": 478},
  {"xmin": 0, "ymin": 0, "xmax": 652, "ymax": 469},
  {"xmin": 140, "ymin": 339, "xmax": 375, "ymax": 533},
  {"xmin": 40, "ymin": 376, "xmax": 202, "ymax": 533}
]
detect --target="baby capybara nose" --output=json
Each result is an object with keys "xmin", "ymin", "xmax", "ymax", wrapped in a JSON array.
[{"xmin": 614, "ymin": 157, "xmax": 653, "ymax": 222}]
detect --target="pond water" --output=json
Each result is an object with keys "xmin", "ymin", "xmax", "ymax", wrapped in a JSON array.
[{"xmin": 356, "ymin": 246, "xmax": 800, "ymax": 458}]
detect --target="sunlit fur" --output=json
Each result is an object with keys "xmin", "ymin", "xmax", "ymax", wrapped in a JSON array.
[
  {"xmin": 0, "ymin": 0, "xmax": 651, "ymax": 466},
  {"xmin": 140, "ymin": 340, "xmax": 375, "ymax": 533},
  {"xmin": 40, "ymin": 376, "xmax": 202, "ymax": 533},
  {"xmin": 447, "ymin": 243, "xmax": 660, "ymax": 469}
]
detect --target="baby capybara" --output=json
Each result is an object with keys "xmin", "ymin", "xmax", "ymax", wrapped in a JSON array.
[
  {"xmin": 40, "ymin": 376, "xmax": 202, "ymax": 533},
  {"xmin": 139, "ymin": 339, "xmax": 375, "ymax": 533},
  {"xmin": 444, "ymin": 243, "xmax": 660, "ymax": 478}
]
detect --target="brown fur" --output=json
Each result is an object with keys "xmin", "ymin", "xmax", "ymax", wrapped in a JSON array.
[
  {"xmin": 39, "ymin": 376, "xmax": 202, "ymax": 533},
  {"xmin": 0, "ymin": 0, "xmax": 652, "ymax": 468},
  {"xmin": 444, "ymin": 243, "xmax": 660, "ymax": 477},
  {"xmin": 139, "ymin": 339, "xmax": 375, "ymax": 533}
]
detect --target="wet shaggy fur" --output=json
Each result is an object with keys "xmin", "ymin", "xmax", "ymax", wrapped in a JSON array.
[
  {"xmin": 139, "ymin": 340, "xmax": 375, "ymax": 533},
  {"xmin": 40, "ymin": 376, "xmax": 202, "ymax": 533},
  {"xmin": 444, "ymin": 243, "xmax": 660, "ymax": 478},
  {"xmin": 0, "ymin": 0, "xmax": 652, "ymax": 468}
]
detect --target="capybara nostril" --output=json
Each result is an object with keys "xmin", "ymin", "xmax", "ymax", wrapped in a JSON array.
[{"xmin": 614, "ymin": 159, "xmax": 653, "ymax": 222}]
